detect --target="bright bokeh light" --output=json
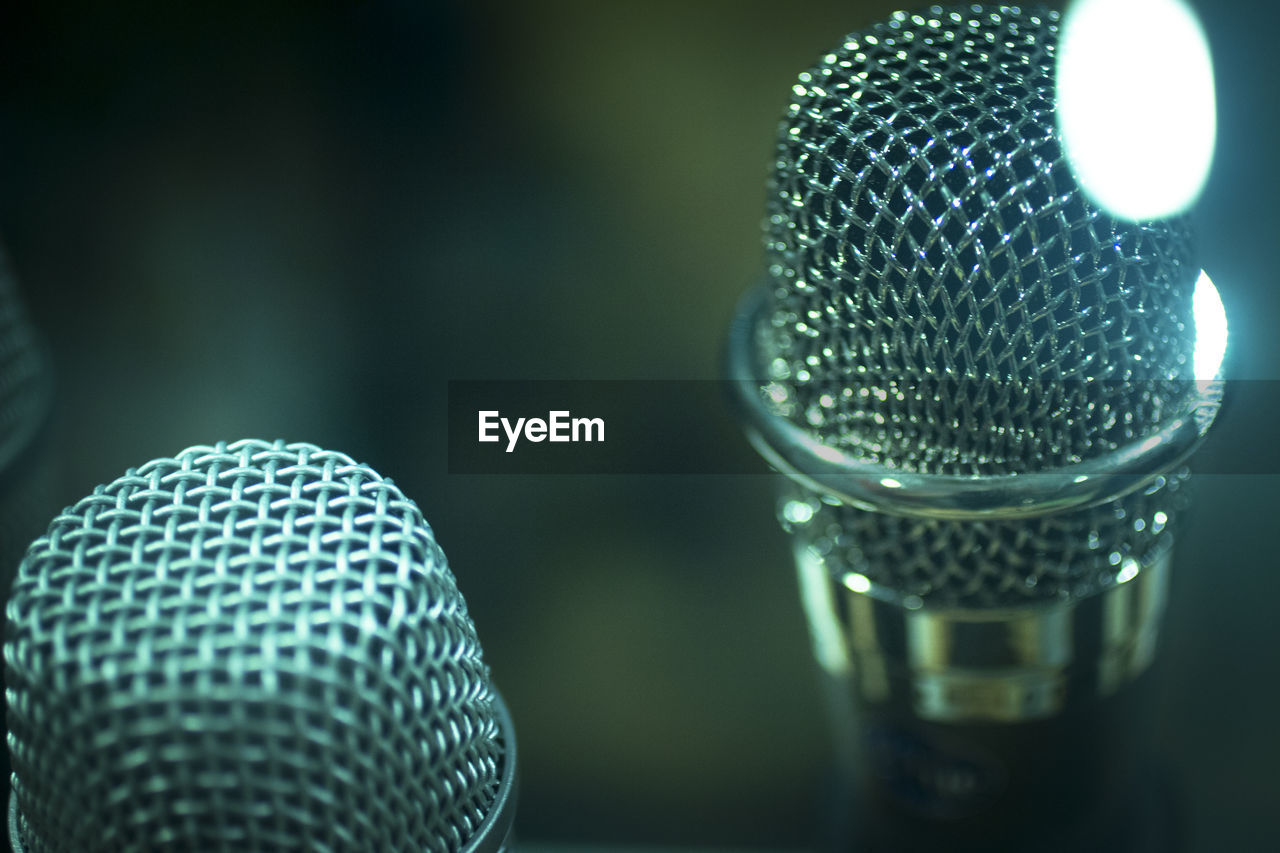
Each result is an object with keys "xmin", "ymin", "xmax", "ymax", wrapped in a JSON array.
[
  {"xmin": 1056, "ymin": 0, "xmax": 1216, "ymax": 221},
  {"xmin": 844, "ymin": 573, "xmax": 872, "ymax": 594},
  {"xmin": 1192, "ymin": 270, "xmax": 1228, "ymax": 381}
]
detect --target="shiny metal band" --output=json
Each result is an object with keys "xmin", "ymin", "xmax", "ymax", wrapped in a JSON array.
[
  {"xmin": 795, "ymin": 539, "xmax": 1171, "ymax": 722},
  {"xmin": 727, "ymin": 283, "xmax": 1225, "ymax": 521}
]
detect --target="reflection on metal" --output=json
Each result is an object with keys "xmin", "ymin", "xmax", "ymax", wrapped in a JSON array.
[
  {"xmin": 1057, "ymin": 0, "xmax": 1216, "ymax": 220},
  {"xmin": 793, "ymin": 535, "xmax": 1170, "ymax": 722},
  {"xmin": 732, "ymin": 4, "xmax": 1226, "ymax": 727},
  {"xmin": 1193, "ymin": 270, "xmax": 1228, "ymax": 382},
  {"xmin": 730, "ymin": 283, "xmax": 1223, "ymax": 522}
]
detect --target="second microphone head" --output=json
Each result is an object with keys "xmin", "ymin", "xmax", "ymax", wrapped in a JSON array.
[
  {"xmin": 5, "ymin": 439, "xmax": 516, "ymax": 853},
  {"xmin": 761, "ymin": 5, "xmax": 1202, "ymax": 477}
]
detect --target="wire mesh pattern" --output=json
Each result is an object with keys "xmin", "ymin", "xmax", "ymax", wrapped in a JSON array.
[
  {"xmin": 782, "ymin": 470, "xmax": 1186, "ymax": 606},
  {"xmin": 0, "ymin": 248, "xmax": 54, "ymax": 593},
  {"xmin": 761, "ymin": 5, "xmax": 1199, "ymax": 476},
  {"xmin": 0, "ymin": 248, "xmax": 50, "ymax": 479},
  {"xmin": 5, "ymin": 439, "xmax": 504, "ymax": 853}
]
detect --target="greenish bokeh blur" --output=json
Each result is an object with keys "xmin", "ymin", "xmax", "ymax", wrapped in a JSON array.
[{"xmin": 0, "ymin": 1, "xmax": 1276, "ymax": 849}]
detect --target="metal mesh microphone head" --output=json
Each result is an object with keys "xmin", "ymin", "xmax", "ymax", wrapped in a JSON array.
[
  {"xmin": 762, "ymin": 5, "xmax": 1199, "ymax": 477},
  {"xmin": 5, "ymin": 439, "xmax": 514, "ymax": 853},
  {"xmin": 738, "ymin": 5, "xmax": 1215, "ymax": 608}
]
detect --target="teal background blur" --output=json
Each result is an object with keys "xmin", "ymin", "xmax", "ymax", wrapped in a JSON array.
[{"xmin": 0, "ymin": 1, "xmax": 1277, "ymax": 849}]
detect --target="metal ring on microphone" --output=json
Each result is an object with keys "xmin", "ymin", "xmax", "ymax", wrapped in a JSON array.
[{"xmin": 727, "ymin": 281, "xmax": 1225, "ymax": 521}]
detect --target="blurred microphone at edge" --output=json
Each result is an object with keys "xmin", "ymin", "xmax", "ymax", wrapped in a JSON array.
[
  {"xmin": 0, "ymin": 246, "xmax": 57, "ymax": 824},
  {"xmin": 728, "ymin": 6, "xmax": 1225, "ymax": 852},
  {"xmin": 4, "ymin": 439, "xmax": 516, "ymax": 852}
]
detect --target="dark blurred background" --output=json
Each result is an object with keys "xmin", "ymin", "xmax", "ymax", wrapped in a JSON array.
[{"xmin": 0, "ymin": 0, "xmax": 1276, "ymax": 849}]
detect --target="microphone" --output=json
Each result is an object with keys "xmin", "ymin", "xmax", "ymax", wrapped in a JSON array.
[
  {"xmin": 727, "ymin": 6, "xmax": 1224, "ymax": 850},
  {"xmin": 0, "ymin": 244, "xmax": 57, "ymax": 828},
  {"xmin": 4, "ymin": 439, "xmax": 517, "ymax": 853}
]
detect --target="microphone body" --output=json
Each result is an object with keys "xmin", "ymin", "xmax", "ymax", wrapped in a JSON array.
[
  {"xmin": 729, "ymin": 6, "xmax": 1223, "ymax": 850},
  {"xmin": 783, "ymin": 483, "xmax": 1180, "ymax": 851}
]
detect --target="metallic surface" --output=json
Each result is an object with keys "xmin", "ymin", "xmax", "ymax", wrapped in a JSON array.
[
  {"xmin": 0, "ymin": 244, "xmax": 59, "ymax": 832},
  {"xmin": 8, "ymin": 691, "xmax": 519, "ymax": 853},
  {"xmin": 730, "ymin": 283, "xmax": 1221, "ymax": 520},
  {"xmin": 758, "ymin": 6, "xmax": 1201, "ymax": 478},
  {"xmin": 731, "ymin": 4, "xmax": 1211, "ymax": 614},
  {"xmin": 732, "ymin": 4, "xmax": 1217, "ymax": 727},
  {"xmin": 793, "ymin": 517, "xmax": 1171, "ymax": 721},
  {"xmin": 5, "ymin": 439, "xmax": 510, "ymax": 853},
  {"xmin": 777, "ymin": 470, "xmax": 1187, "ymax": 608},
  {"xmin": 462, "ymin": 687, "xmax": 519, "ymax": 853}
]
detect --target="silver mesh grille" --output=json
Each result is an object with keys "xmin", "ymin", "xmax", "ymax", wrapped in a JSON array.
[
  {"xmin": 763, "ymin": 6, "xmax": 1199, "ymax": 477},
  {"xmin": 754, "ymin": 6, "xmax": 1205, "ymax": 606},
  {"xmin": 5, "ymin": 439, "xmax": 504, "ymax": 853}
]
